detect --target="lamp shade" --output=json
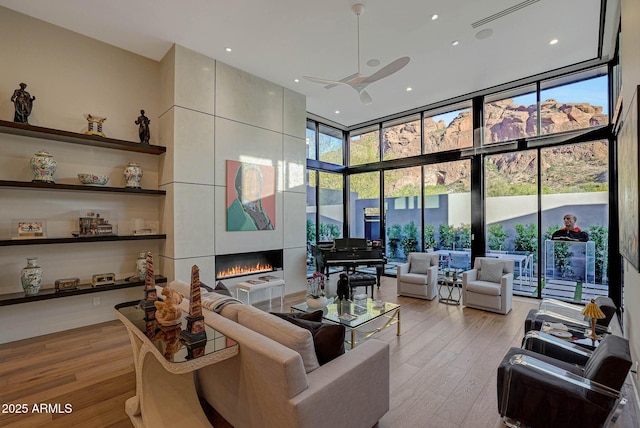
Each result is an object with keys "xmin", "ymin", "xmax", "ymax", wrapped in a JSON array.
[{"xmin": 582, "ymin": 299, "xmax": 606, "ymax": 319}]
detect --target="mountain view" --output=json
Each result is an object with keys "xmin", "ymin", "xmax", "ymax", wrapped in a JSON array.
[{"xmin": 339, "ymin": 99, "xmax": 609, "ymax": 199}]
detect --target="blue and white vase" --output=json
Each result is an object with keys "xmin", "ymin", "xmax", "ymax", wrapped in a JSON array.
[{"xmin": 21, "ymin": 257, "xmax": 43, "ymax": 295}]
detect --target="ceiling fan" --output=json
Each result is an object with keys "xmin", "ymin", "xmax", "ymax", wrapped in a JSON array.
[{"xmin": 303, "ymin": 4, "xmax": 410, "ymax": 105}]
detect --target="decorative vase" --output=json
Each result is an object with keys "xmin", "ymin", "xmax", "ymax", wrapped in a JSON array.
[
  {"xmin": 21, "ymin": 257, "xmax": 43, "ymax": 296},
  {"xmin": 124, "ymin": 161, "xmax": 143, "ymax": 188},
  {"xmin": 306, "ymin": 296, "xmax": 328, "ymax": 309},
  {"xmin": 136, "ymin": 251, "xmax": 148, "ymax": 281},
  {"xmin": 30, "ymin": 150, "xmax": 57, "ymax": 183}
]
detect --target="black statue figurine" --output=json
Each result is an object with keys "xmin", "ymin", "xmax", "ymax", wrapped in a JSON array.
[
  {"xmin": 135, "ymin": 109, "xmax": 150, "ymax": 144},
  {"xmin": 11, "ymin": 83, "xmax": 36, "ymax": 124},
  {"xmin": 337, "ymin": 273, "xmax": 350, "ymax": 301}
]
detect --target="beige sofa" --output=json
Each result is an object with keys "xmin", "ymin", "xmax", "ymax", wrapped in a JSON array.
[{"xmin": 167, "ymin": 281, "xmax": 390, "ymax": 428}]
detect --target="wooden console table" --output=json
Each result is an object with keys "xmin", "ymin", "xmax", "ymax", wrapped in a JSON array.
[{"xmin": 115, "ymin": 301, "xmax": 238, "ymax": 428}]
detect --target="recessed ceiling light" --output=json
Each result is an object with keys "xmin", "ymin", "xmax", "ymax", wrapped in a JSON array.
[
  {"xmin": 549, "ymin": 39, "xmax": 558, "ymax": 45},
  {"xmin": 452, "ymin": 40, "xmax": 459, "ymax": 46},
  {"xmin": 431, "ymin": 14, "xmax": 438, "ymax": 20},
  {"xmin": 335, "ymin": 110, "xmax": 340, "ymax": 114},
  {"xmin": 476, "ymin": 28, "xmax": 493, "ymax": 40},
  {"xmin": 294, "ymin": 78, "xmax": 300, "ymax": 83},
  {"xmin": 406, "ymin": 87, "xmax": 413, "ymax": 92},
  {"xmin": 367, "ymin": 59, "xmax": 381, "ymax": 67},
  {"xmin": 225, "ymin": 47, "xmax": 232, "ymax": 52}
]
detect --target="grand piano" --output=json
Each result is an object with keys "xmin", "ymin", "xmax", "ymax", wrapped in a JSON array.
[{"xmin": 312, "ymin": 238, "xmax": 386, "ymax": 287}]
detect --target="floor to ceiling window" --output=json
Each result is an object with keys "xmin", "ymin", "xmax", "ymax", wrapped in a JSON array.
[
  {"xmin": 424, "ymin": 159, "xmax": 472, "ymax": 271},
  {"xmin": 541, "ymin": 140, "xmax": 609, "ymax": 303},
  {"xmin": 349, "ymin": 172, "xmax": 380, "ymax": 240},
  {"xmin": 485, "ymin": 150, "xmax": 538, "ymax": 296},
  {"xmin": 305, "ymin": 64, "xmax": 615, "ymax": 303},
  {"xmin": 318, "ymin": 171, "xmax": 344, "ymax": 241},
  {"xmin": 384, "ymin": 167, "xmax": 422, "ymax": 263}
]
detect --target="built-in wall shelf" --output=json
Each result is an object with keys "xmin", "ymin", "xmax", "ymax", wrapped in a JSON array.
[
  {"xmin": 0, "ymin": 234, "xmax": 166, "ymax": 247},
  {"xmin": 0, "ymin": 180, "xmax": 166, "ymax": 195},
  {"xmin": 0, "ymin": 119, "xmax": 166, "ymax": 154},
  {"xmin": 0, "ymin": 275, "xmax": 167, "ymax": 306}
]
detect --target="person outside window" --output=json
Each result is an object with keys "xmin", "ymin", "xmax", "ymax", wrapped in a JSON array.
[{"xmin": 551, "ymin": 214, "xmax": 589, "ymax": 242}]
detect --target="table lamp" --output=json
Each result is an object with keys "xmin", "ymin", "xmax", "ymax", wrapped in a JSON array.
[{"xmin": 582, "ymin": 298, "xmax": 605, "ymax": 340}]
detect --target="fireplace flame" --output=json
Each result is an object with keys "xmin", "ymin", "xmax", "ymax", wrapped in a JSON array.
[{"xmin": 217, "ymin": 262, "xmax": 273, "ymax": 279}]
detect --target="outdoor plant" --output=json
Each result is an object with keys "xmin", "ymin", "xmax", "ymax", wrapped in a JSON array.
[
  {"xmin": 545, "ymin": 225, "xmax": 573, "ymax": 277},
  {"xmin": 400, "ymin": 221, "xmax": 419, "ymax": 256},
  {"xmin": 423, "ymin": 223, "xmax": 437, "ymax": 250},
  {"xmin": 455, "ymin": 223, "xmax": 471, "ymax": 249},
  {"xmin": 306, "ymin": 219, "xmax": 316, "ymax": 244},
  {"xmin": 514, "ymin": 222, "xmax": 538, "ymax": 260},
  {"xmin": 588, "ymin": 225, "xmax": 609, "ymax": 284},
  {"xmin": 318, "ymin": 222, "xmax": 340, "ymax": 241},
  {"xmin": 439, "ymin": 224, "xmax": 456, "ymax": 249},
  {"xmin": 487, "ymin": 223, "xmax": 508, "ymax": 251},
  {"xmin": 387, "ymin": 224, "xmax": 403, "ymax": 259}
]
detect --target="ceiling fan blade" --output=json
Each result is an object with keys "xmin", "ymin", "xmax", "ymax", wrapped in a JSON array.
[
  {"xmin": 303, "ymin": 75, "xmax": 349, "ymax": 86},
  {"xmin": 359, "ymin": 89, "xmax": 373, "ymax": 105},
  {"xmin": 362, "ymin": 56, "xmax": 410, "ymax": 84}
]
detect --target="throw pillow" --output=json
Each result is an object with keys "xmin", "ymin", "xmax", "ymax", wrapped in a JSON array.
[
  {"xmin": 284, "ymin": 317, "xmax": 345, "ymax": 365},
  {"xmin": 409, "ymin": 255, "xmax": 431, "ymax": 274},
  {"xmin": 214, "ymin": 281, "xmax": 232, "ymax": 297},
  {"xmin": 478, "ymin": 259, "xmax": 505, "ymax": 283},
  {"xmin": 271, "ymin": 310, "xmax": 323, "ymax": 323}
]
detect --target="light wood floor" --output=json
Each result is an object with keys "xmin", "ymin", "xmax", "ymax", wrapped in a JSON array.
[{"xmin": 1, "ymin": 276, "xmax": 637, "ymax": 427}]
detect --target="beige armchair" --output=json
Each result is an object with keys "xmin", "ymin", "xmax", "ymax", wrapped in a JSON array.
[
  {"xmin": 462, "ymin": 257, "xmax": 514, "ymax": 314},
  {"xmin": 397, "ymin": 252, "xmax": 439, "ymax": 300}
]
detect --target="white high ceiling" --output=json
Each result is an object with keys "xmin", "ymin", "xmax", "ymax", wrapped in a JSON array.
[{"xmin": 0, "ymin": 0, "xmax": 619, "ymax": 128}]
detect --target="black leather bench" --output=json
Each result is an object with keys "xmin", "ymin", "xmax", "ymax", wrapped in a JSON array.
[{"xmin": 348, "ymin": 273, "xmax": 377, "ymax": 299}]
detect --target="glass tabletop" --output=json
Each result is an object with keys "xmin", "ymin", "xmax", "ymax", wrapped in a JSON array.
[
  {"xmin": 291, "ymin": 297, "xmax": 400, "ymax": 328},
  {"xmin": 116, "ymin": 300, "xmax": 237, "ymax": 363}
]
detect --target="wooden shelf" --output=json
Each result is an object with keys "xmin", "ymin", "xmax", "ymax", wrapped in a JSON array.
[
  {"xmin": 0, "ymin": 234, "xmax": 166, "ymax": 246},
  {"xmin": 0, "ymin": 119, "xmax": 166, "ymax": 154},
  {"xmin": 0, "ymin": 275, "xmax": 167, "ymax": 306},
  {"xmin": 0, "ymin": 180, "xmax": 165, "ymax": 195}
]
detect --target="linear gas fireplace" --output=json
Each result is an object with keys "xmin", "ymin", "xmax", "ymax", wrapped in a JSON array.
[{"xmin": 215, "ymin": 250, "xmax": 283, "ymax": 280}]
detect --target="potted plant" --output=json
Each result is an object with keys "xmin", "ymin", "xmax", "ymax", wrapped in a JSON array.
[{"xmin": 306, "ymin": 271, "xmax": 328, "ymax": 308}]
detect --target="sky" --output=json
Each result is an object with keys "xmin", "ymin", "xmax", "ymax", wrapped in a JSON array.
[{"xmin": 434, "ymin": 76, "xmax": 608, "ymax": 126}]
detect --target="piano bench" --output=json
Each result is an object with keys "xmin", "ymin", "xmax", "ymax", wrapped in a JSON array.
[{"xmin": 348, "ymin": 273, "xmax": 377, "ymax": 299}]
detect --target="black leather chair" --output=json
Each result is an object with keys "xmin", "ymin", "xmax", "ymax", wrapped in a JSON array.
[{"xmin": 497, "ymin": 333, "xmax": 632, "ymax": 428}]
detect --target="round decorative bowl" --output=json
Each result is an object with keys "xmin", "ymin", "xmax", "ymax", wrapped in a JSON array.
[{"xmin": 77, "ymin": 173, "xmax": 109, "ymax": 185}]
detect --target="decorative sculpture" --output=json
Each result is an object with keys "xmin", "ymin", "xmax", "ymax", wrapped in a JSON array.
[
  {"xmin": 154, "ymin": 286, "xmax": 184, "ymax": 326},
  {"xmin": 337, "ymin": 273, "xmax": 350, "ymax": 300},
  {"xmin": 11, "ymin": 83, "xmax": 36, "ymax": 124},
  {"xmin": 139, "ymin": 252, "xmax": 157, "ymax": 338},
  {"xmin": 181, "ymin": 265, "xmax": 207, "ymax": 357},
  {"xmin": 135, "ymin": 109, "xmax": 150, "ymax": 144},
  {"xmin": 85, "ymin": 114, "xmax": 107, "ymax": 137}
]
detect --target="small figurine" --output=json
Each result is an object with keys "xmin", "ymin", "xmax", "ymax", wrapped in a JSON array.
[
  {"xmin": 11, "ymin": 83, "xmax": 36, "ymax": 124},
  {"xmin": 337, "ymin": 272, "xmax": 350, "ymax": 300},
  {"xmin": 85, "ymin": 114, "xmax": 107, "ymax": 137},
  {"xmin": 154, "ymin": 286, "xmax": 185, "ymax": 326},
  {"xmin": 135, "ymin": 109, "xmax": 150, "ymax": 144}
]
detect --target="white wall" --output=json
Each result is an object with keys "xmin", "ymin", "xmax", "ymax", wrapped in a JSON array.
[
  {"xmin": 0, "ymin": 8, "xmax": 307, "ymax": 343},
  {"xmin": 621, "ymin": 0, "xmax": 640, "ymax": 395},
  {"xmin": 0, "ymin": 7, "xmax": 161, "ymax": 343}
]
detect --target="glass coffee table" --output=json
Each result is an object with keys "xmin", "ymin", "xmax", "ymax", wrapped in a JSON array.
[{"xmin": 291, "ymin": 297, "xmax": 400, "ymax": 349}]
